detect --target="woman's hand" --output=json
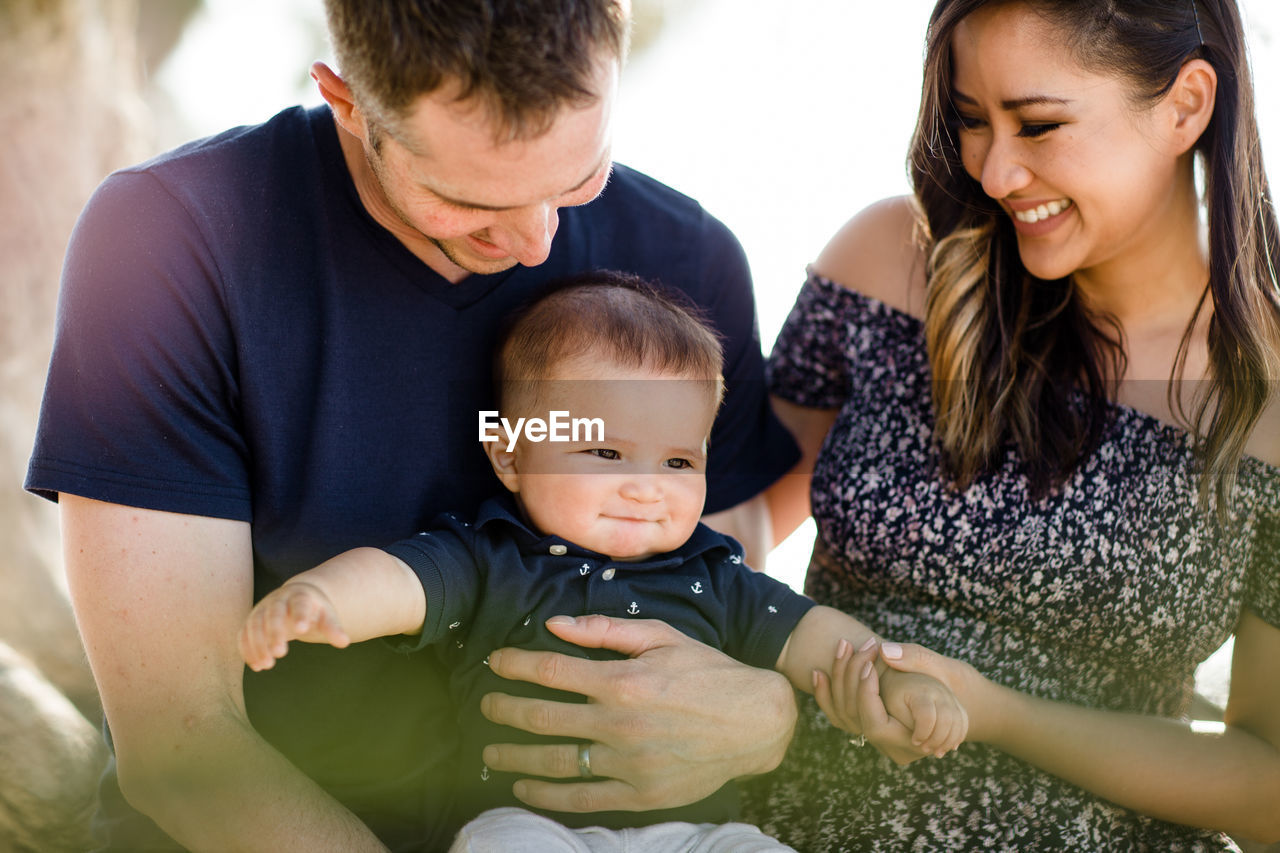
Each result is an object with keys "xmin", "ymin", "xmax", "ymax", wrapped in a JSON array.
[
  {"xmin": 877, "ymin": 641, "xmax": 1006, "ymax": 744},
  {"xmin": 813, "ymin": 639, "xmax": 942, "ymax": 765},
  {"xmin": 478, "ymin": 614, "xmax": 797, "ymax": 813}
]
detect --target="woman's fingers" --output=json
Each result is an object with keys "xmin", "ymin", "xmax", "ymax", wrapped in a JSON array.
[
  {"xmin": 828, "ymin": 640, "xmax": 856, "ymax": 729},
  {"xmin": 813, "ymin": 669, "xmax": 843, "ymax": 731}
]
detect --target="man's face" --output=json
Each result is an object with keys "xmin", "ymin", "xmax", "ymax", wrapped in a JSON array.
[{"xmin": 357, "ymin": 61, "xmax": 617, "ymax": 280}]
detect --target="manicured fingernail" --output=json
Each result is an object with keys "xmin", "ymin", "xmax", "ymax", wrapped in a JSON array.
[
  {"xmin": 861, "ymin": 661, "xmax": 873, "ymax": 679},
  {"xmin": 546, "ymin": 615, "xmax": 576, "ymax": 626},
  {"xmin": 836, "ymin": 638, "xmax": 850, "ymax": 658},
  {"xmin": 812, "ymin": 670, "xmax": 820, "ymax": 689},
  {"xmin": 482, "ymin": 745, "xmax": 499, "ymax": 764},
  {"xmin": 487, "ymin": 649, "xmax": 501, "ymax": 668},
  {"xmin": 881, "ymin": 642, "xmax": 903, "ymax": 660},
  {"xmin": 859, "ymin": 636, "xmax": 877, "ymax": 651}
]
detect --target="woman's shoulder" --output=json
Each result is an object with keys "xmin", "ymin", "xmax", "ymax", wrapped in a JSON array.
[{"xmin": 811, "ymin": 195, "xmax": 930, "ymax": 321}]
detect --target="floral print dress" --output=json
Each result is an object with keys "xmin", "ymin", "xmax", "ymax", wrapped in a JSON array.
[{"xmin": 743, "ymin": 272, "xmax": 1280, "ymax": 852}]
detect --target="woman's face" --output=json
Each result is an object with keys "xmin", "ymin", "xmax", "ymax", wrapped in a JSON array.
[{"xmin": 950, "ymin": 2, "xmax": 1189, "ymax": 283}]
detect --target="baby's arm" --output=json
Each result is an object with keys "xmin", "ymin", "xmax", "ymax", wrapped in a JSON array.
[
  {"xmin": 239, "ymin": 547, "xmax": 426, "ymax": 671},
  {"xmin": 775, "ymin": 605, "xmax": 967, "ymax": 756}
]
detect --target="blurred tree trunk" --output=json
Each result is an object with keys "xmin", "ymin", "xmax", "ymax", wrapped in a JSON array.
[
  {"xmin": 0, "ymin": 1, "xmax": 167, "ymax": 849},
  {"xmin": 0, "ymin": 643, "xmax": 106, "ymax": 853},
  {"xmin": 1, "ymin": 0, "xmax": 150, "ymax": 727}
]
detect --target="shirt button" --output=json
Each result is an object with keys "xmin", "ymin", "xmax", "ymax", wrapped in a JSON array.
[
  {"xmin": 601, "ymin": 568, "xmax": 616, "ymax": 581},
  {"xmin": 549, "ymin": 544, "xmax": 567, "ymax": 556}
]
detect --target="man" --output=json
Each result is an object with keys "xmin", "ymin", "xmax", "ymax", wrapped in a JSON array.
[{"xmin": 27, "ymin": 1, "xmax": 800, "ymax": 849}]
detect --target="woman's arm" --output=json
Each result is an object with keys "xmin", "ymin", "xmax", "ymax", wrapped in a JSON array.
[{"xmin": 878, "ymin": 610, "xmax": 1280, "ymax": 843}]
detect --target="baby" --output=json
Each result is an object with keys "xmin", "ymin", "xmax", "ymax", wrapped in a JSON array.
[{"xmin": 240, "ymin": 272, "xmax": 966, "ymax": 851}]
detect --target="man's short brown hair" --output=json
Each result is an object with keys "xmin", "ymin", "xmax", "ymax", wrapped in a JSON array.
[{"xmin": 323, "ymin": 0, "xmax": 629, "ymax": 140}]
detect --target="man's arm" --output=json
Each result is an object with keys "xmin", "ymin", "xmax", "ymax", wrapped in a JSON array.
[
  {"xmin": 701, "ymin": 495, "xmax": 772, "ymax": 570},
  {"xmin": 762, "ymin": 398, "xmax": 840, "ymax": 545},
  {"xmin": 61, "ymin": 495, "xmax": 386, "ymax": 851},
  {"xmin": 702, "ymin": 400, "xmax": 839, "ymax": 568}
]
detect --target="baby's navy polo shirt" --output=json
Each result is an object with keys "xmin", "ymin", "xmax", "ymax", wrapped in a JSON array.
[{"xmin": 384, "ymin": 494, "xmax": 816, "ymax": 829}]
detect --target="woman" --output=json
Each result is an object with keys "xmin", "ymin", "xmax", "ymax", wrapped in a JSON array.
[{"xmin": 747, "ymin": 0, "xmax": 1280, "ymax": 849}]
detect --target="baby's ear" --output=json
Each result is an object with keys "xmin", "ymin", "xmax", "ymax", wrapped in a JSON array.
[{"xmin": 483, "ymin": 441, "xmax": 521, "ymax": 493}]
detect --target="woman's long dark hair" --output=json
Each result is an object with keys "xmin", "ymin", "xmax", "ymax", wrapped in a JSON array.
[{"xmin": 911, "ymin": 0, "xmax": 1280, "ymax": 513}]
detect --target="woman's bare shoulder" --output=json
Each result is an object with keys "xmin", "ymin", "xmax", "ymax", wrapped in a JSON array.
[{"xmin": 811, "ymin": 195, "xmax": 930, "ymax": 320}]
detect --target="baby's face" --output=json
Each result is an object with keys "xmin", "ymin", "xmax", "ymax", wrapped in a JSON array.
[{"xmin": 505, "ymin": 359, "xmax": 719, "ymax": 561}]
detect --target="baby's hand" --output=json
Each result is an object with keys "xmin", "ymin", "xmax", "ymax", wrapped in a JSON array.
[
  {"xmin": 879, "ymin": 667, "xmax": 968, "ymax": 757},
  {"xmin": 239, "ymin": 581, "xmax": 350, "ymax": 672}
]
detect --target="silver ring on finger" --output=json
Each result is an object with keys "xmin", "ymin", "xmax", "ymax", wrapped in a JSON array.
[{"xmin": 577, "ymin": 742, "xmax": 593, "ymax": 778}]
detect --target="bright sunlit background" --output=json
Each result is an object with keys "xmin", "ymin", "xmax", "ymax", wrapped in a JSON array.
[{"xmin": 149, "ymin": 0, "xmax": 1280, "ymax": 702}]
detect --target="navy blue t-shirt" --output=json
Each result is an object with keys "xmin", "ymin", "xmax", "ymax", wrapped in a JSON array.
[
  {"xmin": 26, "ymin": 106, "xmax": 798, "ymax": 850},
  {"xmin": 384, "ymin": 495, "xmax": 815, "ymax": 830}
]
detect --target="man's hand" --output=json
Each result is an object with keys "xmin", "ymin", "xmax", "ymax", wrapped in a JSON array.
[{"xmin": 479, "ymin": 615, "xmax": 797, "ymax": 813}]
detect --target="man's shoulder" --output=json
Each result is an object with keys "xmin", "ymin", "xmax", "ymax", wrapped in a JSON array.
[
  {"xmin": 80, "ymin": 105, "xmax": 336, "ymax": 266},
  {"xmin": 111, "ymin": 106, "xmax": 323, "ymax": 204}
]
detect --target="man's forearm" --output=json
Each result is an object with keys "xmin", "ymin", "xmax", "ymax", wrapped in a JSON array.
[
  {"xmin": 59, "ymin": 498, "xmax": 388, "ymax": 852},
  {"xmin": 122, "ymin": 714, "xmax": 387, "ymax": 852}
]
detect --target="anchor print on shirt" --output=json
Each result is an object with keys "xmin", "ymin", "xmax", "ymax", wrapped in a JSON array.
[
  {"xmin": 627, "ymin": 601, "xmax": 640, "ymax": 615},
  {"xmin": 579, "ymin": 563, "xmax": 592, "ymax": 576},
  {"xmin": 691, "ymin": 581, "xmax": 704, "ymax": 594}
]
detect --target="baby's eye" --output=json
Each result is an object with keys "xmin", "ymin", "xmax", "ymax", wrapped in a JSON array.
[
  {"xmin": 587, "ymin": 448, "xmax": 620, "ymax": 460},
  {"xmin": 1017, "ymin": 122, "xmax": 1061, "ymax": 139},
  {"xmin": 665, "ymin": 458, "xmax": 693, "ymax": 470}
]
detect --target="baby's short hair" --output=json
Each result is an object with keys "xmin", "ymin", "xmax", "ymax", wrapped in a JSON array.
[{"xmin": 496, "ymin": 271, "xmax": 725, "ymax": 409}]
